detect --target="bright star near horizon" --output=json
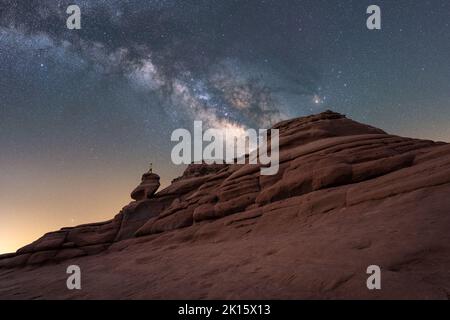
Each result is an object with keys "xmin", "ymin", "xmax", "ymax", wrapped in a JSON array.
[{"xmin": 313, "ymin": 95, "xmax": 322, "ymax": 104}]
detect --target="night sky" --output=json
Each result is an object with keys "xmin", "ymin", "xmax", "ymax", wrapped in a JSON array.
[{"xmin": 1, "ymin": 0, "xmax": 450, "ymax": 253}]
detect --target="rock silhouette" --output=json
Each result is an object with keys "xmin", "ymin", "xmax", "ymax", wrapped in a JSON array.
[{"xmin": 1, "ymin": 111, "xmax": 450, "ymax": 299}]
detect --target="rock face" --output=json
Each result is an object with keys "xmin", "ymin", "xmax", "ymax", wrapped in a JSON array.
[{"xmin": 1, "ymin": 110, "xmax": 450, "ymax": 299}]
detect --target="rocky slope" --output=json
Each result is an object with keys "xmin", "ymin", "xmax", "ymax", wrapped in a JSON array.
[{"xmin": 1, "ymin": 111, "xmax": 450, "ymax": 299}]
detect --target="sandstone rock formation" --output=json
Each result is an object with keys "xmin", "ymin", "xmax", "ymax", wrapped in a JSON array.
[
  {"xmin": 131, "ymin": 172, "xmax": 160, "ymax": 201},
  {"xmin": 1, "ymin": 111, "xmax": 450, "ymax": 299}
]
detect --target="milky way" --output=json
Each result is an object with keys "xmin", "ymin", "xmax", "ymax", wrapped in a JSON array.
[{"xmin": 0, "ymin": 0, "xmax": 325, "ymax": 134}]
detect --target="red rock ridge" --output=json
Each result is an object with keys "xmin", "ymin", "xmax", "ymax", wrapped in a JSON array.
[{"xmin": 1, "ymin": 111, "xmax": 449, "ymax": 299}]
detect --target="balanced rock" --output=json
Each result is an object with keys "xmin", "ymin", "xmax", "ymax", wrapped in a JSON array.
[{"xmin": 131, "ymin": 172, "xmax": 160, "ymax": 200}]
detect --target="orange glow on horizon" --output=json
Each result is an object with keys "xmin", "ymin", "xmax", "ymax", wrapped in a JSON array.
[{"xmin": 0, "ymin": 159, "xmax": 177, "ymax": 255}]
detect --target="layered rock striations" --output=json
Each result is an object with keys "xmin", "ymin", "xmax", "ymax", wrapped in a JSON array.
[{"xmin": 1, "ymin": 111, "xmax": 450, "ymax": 299}]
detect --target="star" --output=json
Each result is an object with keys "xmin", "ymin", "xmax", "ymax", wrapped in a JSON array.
[{"xmin": 313, "ymin": 95, "xmax": 322, "ymax": 104}]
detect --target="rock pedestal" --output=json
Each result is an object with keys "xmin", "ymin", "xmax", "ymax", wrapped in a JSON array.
[{"xmin": 130, "ymin": 172, "xmax": 160, "ymax": 201}]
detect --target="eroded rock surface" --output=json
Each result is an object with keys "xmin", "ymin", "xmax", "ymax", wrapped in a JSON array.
[{"xmin": 1, "ymin": 111, "xmax": 449, "ymax": 299}]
